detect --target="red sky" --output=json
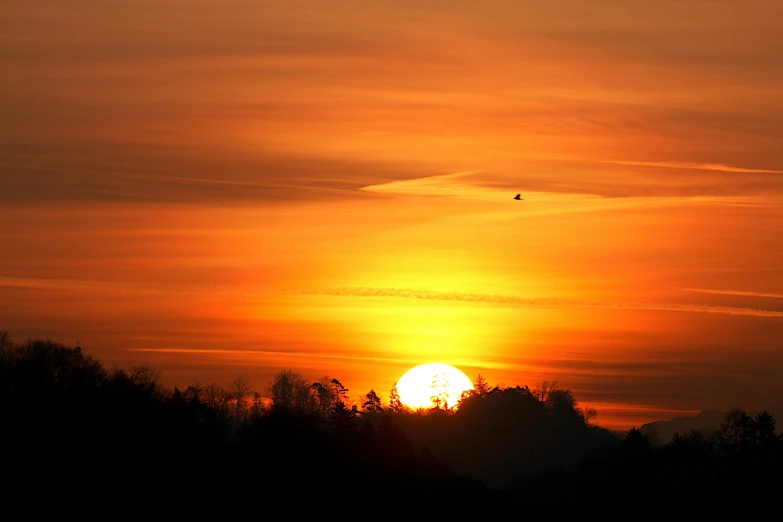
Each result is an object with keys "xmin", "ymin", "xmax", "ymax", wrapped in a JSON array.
[{"xmin": 2, "ymin": 0, "xmax": 782, "ymax": 430}]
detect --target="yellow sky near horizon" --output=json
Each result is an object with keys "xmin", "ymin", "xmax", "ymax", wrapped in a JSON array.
[{"xmin": 2, "ymin": 0, "xmax": 783, "ymax": 430}]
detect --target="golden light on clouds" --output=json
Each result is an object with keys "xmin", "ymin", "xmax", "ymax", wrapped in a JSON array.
[{"xmin": 2, "ymin": 0, "xmax": 782, "ymax": 430}]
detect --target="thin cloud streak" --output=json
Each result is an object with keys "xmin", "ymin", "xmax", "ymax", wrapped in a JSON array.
[
  {"xmin": 360, "ymin": 171, "xmax": 767, "ymax": 210},
  {"xmin": 0, "ymin": 275, "xmax": 280, "ymax": 297},
  {"xmin": 678, "ymin": 287, "xmax": 783, "ymax": 299},
  {"xmin": 128, "ymin": 347, "xmax": 410, "ymax": 364},
  {"xmin": 303, "ymin": 286, "xmax": 783, "ymax": 318},
  {"xmin": 602, "ymin": 160, "xmax": 783, "ymax": 175},
  {"xmin": 360, "ymin": 171, "xmax": 487, "ymax": 199},
  {"xmin": 127, "ymin": 347, "xmax": 505, "ymax": 371}
]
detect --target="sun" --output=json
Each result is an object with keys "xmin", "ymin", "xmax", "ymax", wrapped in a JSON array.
[{"xmin": 396, "ymin": 363, "xmax": 474, "ymax": 410}]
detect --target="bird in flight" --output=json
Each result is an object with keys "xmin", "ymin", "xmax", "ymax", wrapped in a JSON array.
[{"xmin": 514, "ymin": 194, "xmax": 523, "ymax": 200}]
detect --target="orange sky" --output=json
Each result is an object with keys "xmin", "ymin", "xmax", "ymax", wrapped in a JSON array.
[{"xmin": 2, "ymin": 0, "xmax": 782, "ymax": 430}]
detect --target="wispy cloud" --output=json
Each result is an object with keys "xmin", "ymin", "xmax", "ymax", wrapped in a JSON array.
[
  {"xmin": 0, "ymin": 144, "xmax": 416, "ymax": 204},
  {"xmin": 360, "ymin": 171, "xmax": 488, "ymax": 199},
  {"xmin": 602, "ymin": 160, "xmax": 783, "ymax": 175},
  {"xmin": 302, "ymin": 286, "xmax": 783, "ymax": 318},
  {"xmin": 359, "ymin": 170, "xmax": 769, "ymax": 212},
  {"xmin": 678, "ymin": 287, "xmax": 783, "ymax": 299},
  {"xmin": 0, "ymin": 276, "xmax": 154, "ymax": 293},
  {"xmin": 0, "ymin": 275, "xmax": 278, "ymax": 297},
  {"xmin": 127, "ymin": 347, "xmax": 411, "ymax": 365},
  {"xmin": 126, "ymin": 347, "xmax": 509, "ymax": 374}
]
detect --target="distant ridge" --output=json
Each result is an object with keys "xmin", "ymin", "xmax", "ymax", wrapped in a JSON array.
[{"xmin": 640, "ymin": 407, "xmax": 783, "ymax": 444}]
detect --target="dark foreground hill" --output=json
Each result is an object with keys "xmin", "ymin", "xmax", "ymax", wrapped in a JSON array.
[
  {"xmin": 392, "ymin": 386, "xmax": 619, "ymax": 488},
  {"xmin": 0, "ymin": 335, "xmax": 515, "ymax": 515},
  {"xmin": 3, "ymin": 333, "xmax": 782, "ymax": 519}
]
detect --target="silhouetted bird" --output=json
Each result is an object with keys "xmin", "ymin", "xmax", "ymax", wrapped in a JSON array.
[{"xmin": 514, "ymin": 194, "xmax": 523, "ymax": 200}]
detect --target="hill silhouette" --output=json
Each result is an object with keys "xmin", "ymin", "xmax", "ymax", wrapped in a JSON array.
[
  {"xmin": 392, "ymin": 385, "xmax": 618, "ymax": 488},
  {"xmin": 2, "ymin": 330, "xmax": 782, "ymax": 518},
  {"xmin": 641, "ymin": 408, "xmax": 783, "ymax": 444},
  {"xmin": 0, "ymin": 333, "xmax": 514, "ymax": 515}
]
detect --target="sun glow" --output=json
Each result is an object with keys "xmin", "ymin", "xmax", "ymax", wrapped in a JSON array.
[{"xmin": 396, "ymin": 363, "xmax": 474, "ymax": 410}]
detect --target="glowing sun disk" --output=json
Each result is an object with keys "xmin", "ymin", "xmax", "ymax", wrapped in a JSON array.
[{"xmin": 397, "ymin": 363, "xmax": 474, "ymax": 410}]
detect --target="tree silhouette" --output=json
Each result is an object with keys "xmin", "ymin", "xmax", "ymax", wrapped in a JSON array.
[
  {"xmin": 546, "ymin": 388, "xmax": 585, "ymax": 426},
  {"xmin": 750, "ymin": 410, "xmax": 777, "ymax": 448},
  {"xmin": 183, "ymin": 381, "xmax": 204, "ymax": 404},
  {"xmin": 308, "ymin": 380, "xmax": 332, "ymax": 413},
  {"xmin": 430, "ymin": 371, "xmax": 450, "ymax": 410},
  {"xmin": 533, "ymin": 379, "xmax": 559, "ymax": 403},
  {"xmin": 718, "ymin": 408, "xmax": 753, "ymax": 454},
  {"xmin": 388, "ymin": 382, "xmax": 406, "ymax": 413},
  {"xmin": 201, "ymin": 382, "xmax": 231, "ymax": 420},
  {"xmin": 330, "ymin": 399, "xmax": 359, "ymax": 433},
  {"xmin": 363, "ymin": 389, "xmax": 383, "ymax": 413},
  {"xmin": 249, "ymin": 391, "xmax": 266, "ymax": 420},
  {"xmin": 229, "ymin": 377, "xmax": 253, "ymax": 420},
  {"xmin": 331, "ymin": 378, "xmax": 349, "ymax": 405},
  {"xmin": 581, "ymin": 406, "xmax": 599, "ymax": 425},
  {"xmin": 473, "ymin": 374, "xmax": 490, "ymax": 397},
  {"xmin": 127, "ymin": 364, "xmax": 163, "ymax": 397},
  {"xmin": 0, "ymin": 329, "xmax": 12, "ymax": 351},
  {"xmin": 268, "ymin": 369, "xmax": 308, "ymax": 411},
  {"xmin": 620, "ymin": 427, "xmax": 654, "ymax": 458}
]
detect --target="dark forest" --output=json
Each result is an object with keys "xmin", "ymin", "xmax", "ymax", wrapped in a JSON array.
[{"xmin": 2, "ymin": 333, "xmax": 781, "ymax": 518}]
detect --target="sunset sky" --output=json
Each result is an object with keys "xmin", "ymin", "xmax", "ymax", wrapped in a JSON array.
[{"xmin": 2, "ymin": 0, "xmax": 782, "ymax": 430}]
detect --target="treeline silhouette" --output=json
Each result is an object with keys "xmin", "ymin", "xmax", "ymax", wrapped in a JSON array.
[
  {"xmin": 2, "ymin": 332, "xmax": 781, "ymax": 518},
  {"xmin": 1, "ymin": 335, "xmax": 509, "ymax": 514}
]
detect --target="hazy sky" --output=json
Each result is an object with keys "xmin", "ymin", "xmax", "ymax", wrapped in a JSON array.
[{"xmin": 2, "ymin": 0, "xmax": 782, "ymax": 429}]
